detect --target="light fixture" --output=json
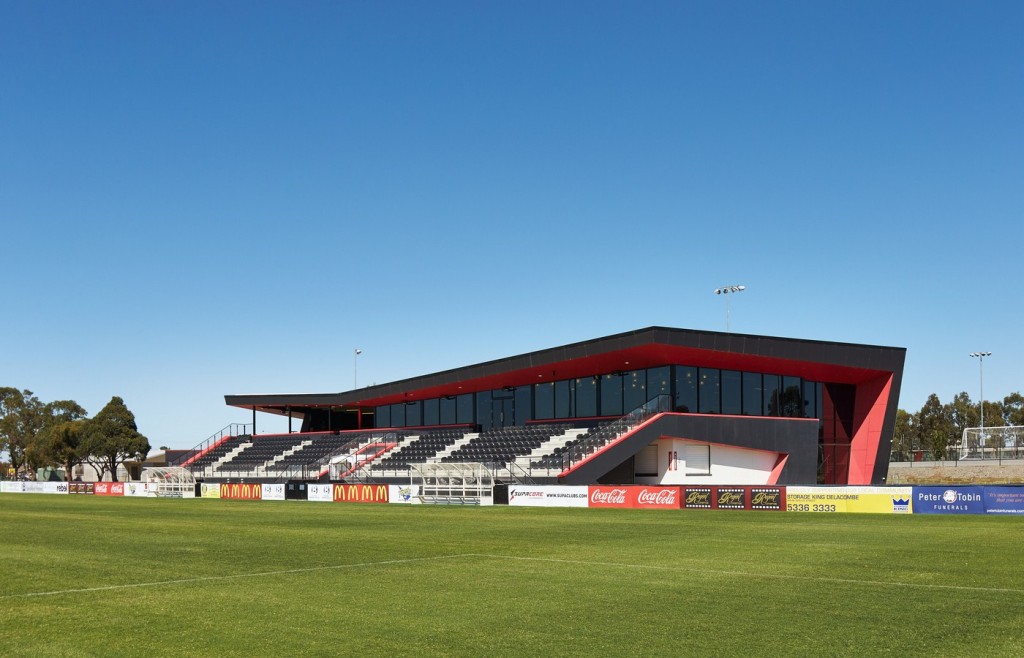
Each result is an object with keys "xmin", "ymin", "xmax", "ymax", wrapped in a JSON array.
[
  {"xmin": 713, "ymin": 284, "xmax": 746, "ymax": 332},
  {"xmin": 969, "ymin": 351, "xmax": 992, "ymax": 456}
]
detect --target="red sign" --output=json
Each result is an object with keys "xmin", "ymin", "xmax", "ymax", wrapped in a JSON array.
[
  {"xmin": 636, "ymin": 486, "xmax": 680, "ymax": 509},
  {"xmin": 220, "ymin": 483, "xmax": 263, "ymax": 500},
  {"xmin": 333, "ymin": 483, "xmax": 389, "ymax": 503},
  {"xmin": 588, "ymin": 486, "xmax": 681, "ymax": 509},
  {"xmin": 93, "ymin": 482, "xmax": 125, "ymax": 497}
]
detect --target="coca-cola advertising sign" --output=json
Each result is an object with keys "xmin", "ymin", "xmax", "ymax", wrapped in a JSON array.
[
  {"xmin": 93, "ymin": 482, "xmax": 125, "ymax": 497},
  {"xmin": 589, "ymin": 487, "xmax": 629, "ymax": 507},
  {"xmin": 636, "ymin": 487, "xmax": 679, "ymax": 509},
  {"xmin": 588, "ymin": 486, "xmax": 681, "ymax": 509}
]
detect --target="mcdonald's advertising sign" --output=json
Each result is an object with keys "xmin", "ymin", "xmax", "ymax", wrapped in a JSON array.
[
  {"xmin": 219, "ymin": 483, "xmax": 263, "ymax": 500},
  {"xmin": 332, "ymin": 483, "xmax": 389, "ymax": 504}
]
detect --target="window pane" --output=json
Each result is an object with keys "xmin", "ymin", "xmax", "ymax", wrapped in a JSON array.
[
  {"xmin": 476, "ymin": 391, "xmax": 493, "ymax": 431},
  {"xmin": 763, "ymin": 375, "xmax": 781, "ymax": 416},
  {"xmin": 698, "ymin": 368, "xmax": 720, "ymax": 414},
  {"xmin": 782, "ymin": 376, "xmax": 802, "ymax": 417},
  {"xmin": 456, "ymin": 394, "xmax": 474, "ymax": 425},
  {"xmin": 721, "ymin": 370, "xmax": 741, "ymax": 415},
  {"xmin": 742, "ymin": 372, "xmax": 763, "ymax": 415},
  {"xmin": 376, "ymin": 405, "xmax": 391, "ymax": 428},
  {"xmin": 674, "ymin": 366, "xmax": 697, "ymax": 413},
  {"xmin": 600, "ymin": 373, "xmax": 623, "ymax": 416},
  {"xmin": 422, "ymin": 398, "xmax": 439, "ymax": 426},
  {"xmin": 803, "ymin": 380, "xmax": 817, "ymax": 419},
  {"xmin": 535, "ymin": 382, "xmax": 554, "ymax": 419},
  {"xmin": 623, "ymin": 369, "xmax": 647, "ymax": 411},
  {"xmin": 575, "ymin": 377, "xmax": 597, "ymax": 417},
  {"xmin": 391, "ymin": 403, "xmax": 406, "ymax": 427},
  {"xmin": 554, "ymin": 380, "xmax": 572, "ymax": 419},
  {"xmin": 647, "ymin": 366, "xmax": 671, "ymax": 398},
  {"xmin": 515, "ymin": 386, "xmax": 533, "ymax": 425},
  {"xmin": 406, "ymin": 401, "xmax": 422, "ymax": 427},
  {"xmin": 440, "ymin": 397, "xmax": 456, "ymax": 425}
]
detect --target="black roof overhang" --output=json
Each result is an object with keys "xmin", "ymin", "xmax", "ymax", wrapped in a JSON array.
[{"xmin": 225, "ymin": 326, "xmax": 906, "ymax": 415}]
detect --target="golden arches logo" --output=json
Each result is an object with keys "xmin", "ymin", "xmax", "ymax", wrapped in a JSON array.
[
  {"xmin": 220, "ymin": 483, "xmax": 262, "ymax": 500},
  {"xmin": 333, "ymin": 484, "xmax": 389, "ymax": 503}
]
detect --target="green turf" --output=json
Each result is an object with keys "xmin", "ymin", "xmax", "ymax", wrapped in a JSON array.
[{"xmin": 1, "ymin": 495, "xmax": 1022, "ymax": 657}]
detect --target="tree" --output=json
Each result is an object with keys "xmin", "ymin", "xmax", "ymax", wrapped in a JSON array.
[
  {"xmin": 891, "ymin": 409, "xmax": 916, "ymax": 460},
  {"xmin": 1003, "ymin": 392, "xmax": 1024, "ymax": 427},
  {"xmin": 0, "ymin": 388, "xmax": 46, "ymax": 476},
  {"xmin": 81, "ymin": 397, "xmax": 149, "ymax": 482},
  {"xmin": 39, "ymin": 420, "xmax": 88, "ymax": 482},
  {"xmin": 917, "ymin": 393, "xmax": 955, "ymax": 459}
]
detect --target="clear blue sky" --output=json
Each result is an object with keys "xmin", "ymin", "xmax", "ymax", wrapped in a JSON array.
[{"xmin": 2, "ymin": 1, "xmax": 1021, "ymax": 450}]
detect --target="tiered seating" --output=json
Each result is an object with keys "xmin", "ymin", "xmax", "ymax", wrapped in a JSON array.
[
  {"xmin": 443, "ymin": 424, "xmax": 571, "ymax": 468},
  {"xmin": 210, "ymin": 430, "xmax": 409, "ymax": 476},
  {"xmin": 185, "ymin": 434, "xmax": 251, "ymax": 472},
  {"xmin": 271, "ymin": 432, "xmax": 379, "ymax": 471},
  {"xmin": 372, "ymin": 428, "xmax": 468, "ymax": 471},
  {"xmin": 219, "ymin": 433, "xmax": 303, "ymax": 471},
  {"xmin": 531, "ymin": 423, "xmax": 620, "ymax": 470}
]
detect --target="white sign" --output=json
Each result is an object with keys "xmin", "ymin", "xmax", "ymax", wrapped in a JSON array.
[
  {"xmin": 124, "ymin": 482, "xmax": 158, "ymax": 498},
  {"xmin": 308, "ymin": 484, "xmax": 333, "ymax": 502},
  {"xmin": 508, "ymin": 485, "xmax": 589, "ymax": 508},
  {"xmin": 388, "ymin": 484, "xmax": 421, "ymax": 504},
  {"xmin": 261, "ymin": 483, "xmax": 286, "ymax": 501}
]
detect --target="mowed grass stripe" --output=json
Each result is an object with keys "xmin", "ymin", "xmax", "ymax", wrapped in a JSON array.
[
  {"xmin": 2, "ymin": 495, "xmax": 1022, "ymax": 657},
  {"xmin": 9, "ymin": 551, "xmax": 1022, "ymax": 602}
]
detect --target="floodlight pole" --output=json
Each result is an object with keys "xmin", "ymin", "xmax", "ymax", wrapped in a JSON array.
[
  {"xmin": 354, "ymin": 348, "xmax": 363, "ymax": 390},
  {"xmin": 714, "ymin": 285, "xmax": 746, "ymax": 332},
  {"xmin": 970, "ymin": 351, "xmax": 991, "ymax": 457}
]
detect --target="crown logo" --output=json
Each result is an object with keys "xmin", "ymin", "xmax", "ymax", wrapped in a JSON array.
[{"xmin": 892, "ymin": 497, "xmax": 910, "ymax": 512}]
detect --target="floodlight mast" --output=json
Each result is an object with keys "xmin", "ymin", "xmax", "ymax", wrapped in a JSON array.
[
  {"xmin": 969, "ymin": 351, "xmax": 992, "ymax": 456},
  {"xmin": 354, "ymin": 348, "xmax": 363, "ymax": 390},
  {"xmin": 714, "ymin": 285, "xmax": 746, "ymax": 332}
]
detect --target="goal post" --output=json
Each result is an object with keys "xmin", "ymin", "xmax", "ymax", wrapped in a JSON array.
[{"xmin": 958, "ymin": 426, "xmax": 1023, "ymax": 460}]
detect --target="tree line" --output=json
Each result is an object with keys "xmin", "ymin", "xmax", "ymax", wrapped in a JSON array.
[
  {"xmin": 0, "ymin": 387, "xmax": 150, "ymax": 482},
  {"xmin": 892, "ymin": 391, "xmax": 1024, "ymax": 460}
]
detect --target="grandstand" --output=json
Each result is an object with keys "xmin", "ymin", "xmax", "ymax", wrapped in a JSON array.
[{"xmin": 175, "ymin": 327, "xmax": 906, "ymax": 489}]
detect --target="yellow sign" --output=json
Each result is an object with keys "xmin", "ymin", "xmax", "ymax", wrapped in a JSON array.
[
  {"xmin": 200, "ymin": 483, "xmax": 221, "ymax": 499},
  {"xmin": 786, "ymin": 487, "xmax": 912, "ymax": 514}
]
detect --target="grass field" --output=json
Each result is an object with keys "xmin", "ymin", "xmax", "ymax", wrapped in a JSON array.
[{"xmin": 2, "ymin": 495, "xmax": 1022, "ymax": 657}]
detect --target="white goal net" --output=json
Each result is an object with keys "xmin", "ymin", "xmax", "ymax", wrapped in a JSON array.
[{"xmin": 957, "ymin": 426, "xmax": 1023, "ymax": 460}]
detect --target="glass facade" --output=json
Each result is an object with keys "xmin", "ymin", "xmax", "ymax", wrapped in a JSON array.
[{"xmin": 374, "ymin": 364, "xmax": 825, "ymax": 430}]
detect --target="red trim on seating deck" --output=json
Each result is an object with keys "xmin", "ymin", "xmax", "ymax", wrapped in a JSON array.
[
  {"xmin": 556, "ymin": 413, "xmax": 665, "ymax": 478},
  {"xmin": 556, "ymin": 412, "xmax": 814, "ymax": 479},
  {"xmin": 181, "ymin": 434, "xmax": 234, "ymax": 467}
]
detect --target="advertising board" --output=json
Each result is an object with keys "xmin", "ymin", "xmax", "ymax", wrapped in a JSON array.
[
  {"xmin": 509, "ymin": 486, "xmax": 588, "ymax": 508},
  {"xmin": 913, "ymin": 486, "xmax": 985, "ymax": 514},
  {"xmin": 0, "ymin": 481, "xmax": 69, "ymax": 494},
  {"xmin": 983, "ymin": 487, "xmax": 1024, "ymax": 515},
  {"xmin": 588, "ymin": 486, "xmax": 681, "ymax": 509},
  {"xmin": 219, "ymin": 483, "xmax": 263, "ymax": 500},
  {"xmin": 388, "ymin": 484, "xmax": 422, "ymax": 504},
  {"xmin": 93, "ymin": 482, "xmax": 125, "ymax": 497},
  {"xmin": 199, "ymin": 483, "xmax": 221, "ymax": 498},
  {"xmin": 786, "ymin": 486, "xmax": 912, "ymax": 514},
  {"xmin": 333, "ymin": 483, "xmax": 389, "ymax": 503},
  {"xmin": 261, "ymin": 483, "xmax": 286, "ymax": 501},
  {"xmin": 307, "ymin": 484, "xmax": 333, "ymax": 502},
  {"xmin": 124, "ymin": 482, "xmax": 157, "ymax": 497}
]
